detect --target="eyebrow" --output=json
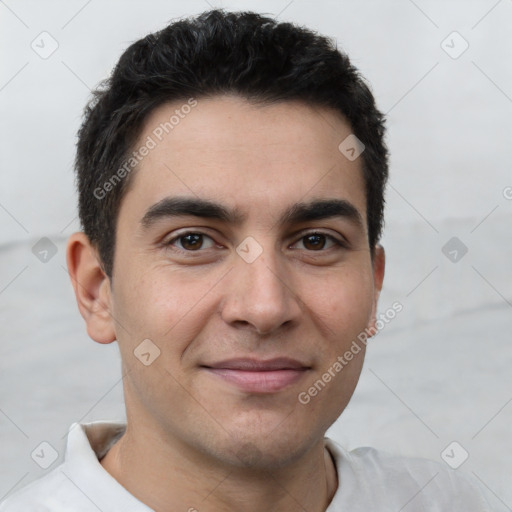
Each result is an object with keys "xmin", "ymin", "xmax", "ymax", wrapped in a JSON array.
[{"xmin": 140, "ymin": 196, "xmax": 364, "ymax": 231}]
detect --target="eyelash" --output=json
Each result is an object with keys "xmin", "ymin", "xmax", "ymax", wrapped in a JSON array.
[{"xmin": 164, "ymin": 230, "xmax": 348, "ymax": 255}]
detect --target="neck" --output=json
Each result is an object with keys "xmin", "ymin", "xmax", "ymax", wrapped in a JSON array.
[{"xmin": 100, "ymin": 422, "xmax": 338, "ymax": 512}]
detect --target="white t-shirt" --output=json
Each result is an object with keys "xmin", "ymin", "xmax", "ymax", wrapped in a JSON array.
[{"xmin": 0, "ymin": 421, "xmax": 494, "ymax": 511}]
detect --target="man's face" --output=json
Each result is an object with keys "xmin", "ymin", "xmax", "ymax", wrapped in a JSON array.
[{"xmin": 107, "ymin": 95, "xmax": 384, "ymax": 468}]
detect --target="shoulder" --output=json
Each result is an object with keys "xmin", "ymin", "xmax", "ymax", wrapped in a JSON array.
[
  {"xmin": 325, "ymin": 438, "xmax": 493, "ymax": 511},
  {"xmin": 0, "ymin": 469, "xmax": 64, "ymax": 511},
  {"xmin": 0, "ymin": 464, "xmax": 97, "ymax": 512},
  {"xmin": 0, "ymin": 421, "xmax": 139, "ymax": 512},
  {"xmin": 349, "ymin": 445, "xmax": 480, "ymax": 493}
]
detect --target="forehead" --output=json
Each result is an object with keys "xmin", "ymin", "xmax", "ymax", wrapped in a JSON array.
[{"xmin": 119, "ymin": 95, "xmax": 367, "ymax": 230}]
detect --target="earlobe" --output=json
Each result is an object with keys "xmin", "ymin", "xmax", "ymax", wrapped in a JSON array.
[
  {"xmin": 366, "ymin": 244, "xmax": 386, "ymax": 336},
  {"xmin": 66, "ymin": 232, "xmax": 116, "ymax": 344}
]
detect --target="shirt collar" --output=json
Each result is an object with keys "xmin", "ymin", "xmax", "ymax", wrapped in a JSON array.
[
  {"xmin": 63, "ymin": 421, "xmax": 153, "ymax": 511},
  {"xmin": 63, "ymin": 420, "xmax": 359, "ymax": 511}
]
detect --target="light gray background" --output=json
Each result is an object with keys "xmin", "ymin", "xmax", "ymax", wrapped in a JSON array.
[{"xmin": 1, "ymin": 0, "xmax": 511, "ymax": 509}]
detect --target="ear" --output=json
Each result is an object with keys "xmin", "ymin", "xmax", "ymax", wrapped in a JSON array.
[
  {"xmin": 366, "ymin": 244, "xmax": 385, "ymax": 335},
  {"xmin": 66, "ymin": 232, "xmax": 116, "ymax": 344}
]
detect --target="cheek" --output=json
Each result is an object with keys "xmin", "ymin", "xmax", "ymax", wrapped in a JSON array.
[
  {"xmin": 295, "ymin": 268, "xmax": 373, "ymax": 420},
  {"xmin": 111, "ymin": 264, "xmax": 218, "ymax": 353},
  {"xmin": 305, "ymin": 265, "xmax": 375, "ymax": 339}
]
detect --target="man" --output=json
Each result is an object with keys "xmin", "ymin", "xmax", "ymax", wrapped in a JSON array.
[{"xmin": 1, "ymin": 9, "xmax": 493, "ymax": 511}]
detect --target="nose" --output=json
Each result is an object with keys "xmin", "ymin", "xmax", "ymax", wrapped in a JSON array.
[{"xmin": 220, "ymin": 244, "xmax": 303, "ymax": 336}]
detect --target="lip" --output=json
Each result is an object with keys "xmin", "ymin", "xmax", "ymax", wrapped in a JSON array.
[
  {"xmin": 203, "ymin": 357, "xmax": 309, "ymax": 371},
  {"xmin": 201, "ymin": 358, "xmax": 310, "ymax": 393}
]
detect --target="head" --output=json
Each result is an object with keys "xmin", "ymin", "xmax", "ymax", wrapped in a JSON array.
[{"xmin": 67, "ymin": 9, "xmax": 388, "ymax": 470}]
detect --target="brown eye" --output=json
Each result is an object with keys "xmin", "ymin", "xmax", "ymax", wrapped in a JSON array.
[
  {"xmin": 167, "ymin": 232, "xmax": 216, "ymax": 252},
  {"xmin": 293, "ymin": 232, "xmax": 344, "ymax": 251},
  {"xmin": 303, "ymin": 233, "xmax": 327, "ymax": 250},
  {"xmin": 180, "ymin": 233, "xmax": 203, "ymax": 250}
]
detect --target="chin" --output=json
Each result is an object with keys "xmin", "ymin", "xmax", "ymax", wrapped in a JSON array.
[{"xmin": 219, "ymin": 428, "xmax": 315, "ymax": 471}]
